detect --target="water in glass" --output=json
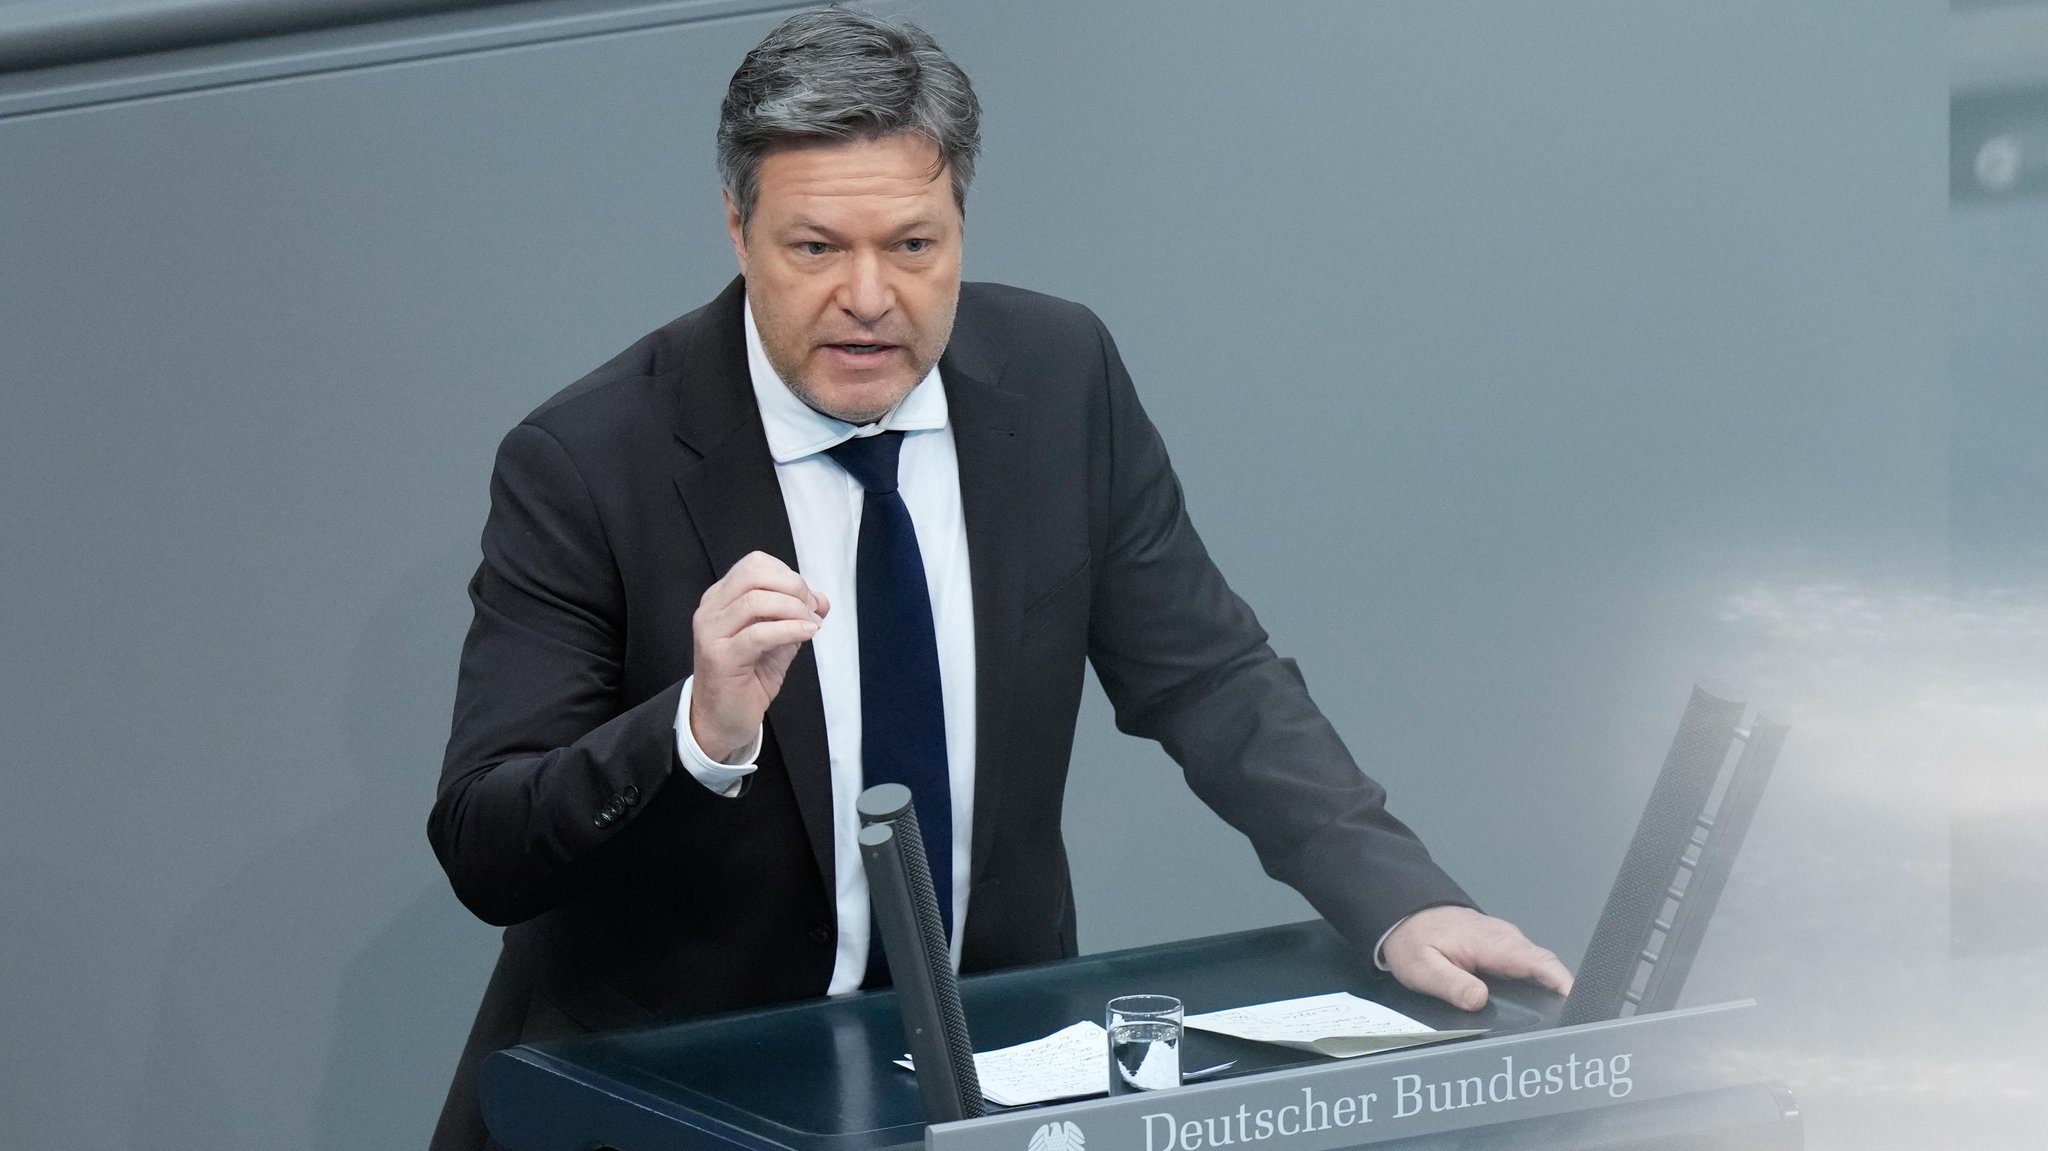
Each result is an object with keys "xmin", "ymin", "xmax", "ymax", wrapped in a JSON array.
[{"xmin": 1109, "ymin": 1020, "xmax": 1181, "ymax": 1094}]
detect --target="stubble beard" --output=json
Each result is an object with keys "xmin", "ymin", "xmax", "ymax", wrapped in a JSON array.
[
  {"xmin": 770, "ymin": 352, "xmax": 936, "ymax": 426},
  {"xmin": 763, "ymin": 302, "xmax": 957, "ymax": 426}
]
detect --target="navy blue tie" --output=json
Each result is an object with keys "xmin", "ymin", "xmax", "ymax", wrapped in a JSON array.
[{"xmin": 827, "ymin": 431, "xmax": 951, "ymax": 987}]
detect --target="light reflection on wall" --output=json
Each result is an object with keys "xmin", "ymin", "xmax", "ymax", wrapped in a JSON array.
[{"xmin": 1682, "ymin": 579, "xmax": 2047, "ymax": 1150}]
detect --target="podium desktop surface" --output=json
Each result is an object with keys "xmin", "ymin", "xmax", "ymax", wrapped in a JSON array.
[{"xmin": 481, "ymin": 920, "xmax": 1567, "ymax": 1151}]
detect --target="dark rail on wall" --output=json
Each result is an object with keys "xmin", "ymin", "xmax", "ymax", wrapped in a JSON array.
[
  {"xmin": 0, "ymin": 0, "xmax": 804, "ymax": 118},
  {"xmin": 0, "ymin": 1, "xmax": 506, "ymax": 73}
]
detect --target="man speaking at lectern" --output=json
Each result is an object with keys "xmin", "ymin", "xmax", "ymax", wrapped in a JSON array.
[{"xmin": 429, "ymin": 8, "xmax": 1571, "ymax": 1149}]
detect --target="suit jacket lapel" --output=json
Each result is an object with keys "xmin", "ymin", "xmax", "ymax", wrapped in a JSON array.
[
  {"xmin": 941, "ymin": 305, "xmax": 1029, "ymax": 896},
  {"xmin": 669, "ymin": 277, "xmax": 838, "ymax": 906}
]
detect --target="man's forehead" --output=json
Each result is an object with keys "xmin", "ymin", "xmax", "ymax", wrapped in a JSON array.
[
  {"xmin": 761, "ymin": 130, "xmax": 943, "ymax": 164},
  {"xmin": 756, "ymin": 136, "xmax": 948, "ymax": 191},
  {"xmin": 781, "ymin": 210, "xmax": 947, "ymax": 236},
  {"xmin": 751, "ymin": 146, "xmax": 957, "ymax": 235}
]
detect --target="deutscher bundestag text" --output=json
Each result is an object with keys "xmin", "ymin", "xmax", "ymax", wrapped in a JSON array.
[{"xmin": 1142, "ymin": 1053, "xmax": 1634, "ymax": 1151}]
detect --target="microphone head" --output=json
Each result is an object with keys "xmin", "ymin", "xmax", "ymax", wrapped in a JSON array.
[{"xmin": 857, "ymin": 782, "xmax": 915, "ymax": 825}]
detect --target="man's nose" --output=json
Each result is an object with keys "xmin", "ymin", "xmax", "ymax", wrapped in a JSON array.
[{"xmin": 837, "ymin": 251, "xmax": 892, "ymax": 326}]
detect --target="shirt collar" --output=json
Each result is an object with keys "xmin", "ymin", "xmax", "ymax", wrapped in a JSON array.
[{"xmin": 743, "ymin": 293, "xmax": 948, "ymax": 464}]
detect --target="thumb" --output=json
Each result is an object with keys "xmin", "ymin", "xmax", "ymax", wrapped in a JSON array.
[{"xmin": 1395, "ymin": 948, "xmax": 1490, "ymax": 1012}]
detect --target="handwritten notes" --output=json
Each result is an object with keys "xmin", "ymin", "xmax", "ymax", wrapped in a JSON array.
[
  {"xmin": 897, "ymin": 1020, "xmax": 1109, "ymax": 1106},
  {"xmin": 1184, "ymin": 992, "xmax": 1486, "ymax": 1058},
  {"xmin": 896, "ymin": 993, "xmax": 1484, "ymax": 1106}
]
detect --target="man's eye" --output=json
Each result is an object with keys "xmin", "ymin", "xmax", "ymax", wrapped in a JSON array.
[
  {"xmin": 797, "ymin": 241, "xmax": 830, "ymax": 256},
  {"xmin": 902, "ymin": 238, "xmax": 931, "ymax": 254}
]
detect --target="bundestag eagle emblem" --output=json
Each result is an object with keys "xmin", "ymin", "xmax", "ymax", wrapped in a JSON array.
[{"xmin": 1028, "ymin": 1120, "xmax": 1084, "ymax": 1151}]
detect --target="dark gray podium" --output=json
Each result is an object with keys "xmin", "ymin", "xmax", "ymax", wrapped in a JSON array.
[{"xmin": 480, "ymin": 921, "xmax": 1796, "ymax": 1151}]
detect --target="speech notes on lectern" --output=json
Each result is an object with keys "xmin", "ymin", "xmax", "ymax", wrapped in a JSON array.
[
  {"xmin": 1184, "ymin": 993, "xmax": 1486, "ymax": 1058},
  {"xmin": 900, "ymin": 993, "xmax": 1481, "ymax": 1107}
]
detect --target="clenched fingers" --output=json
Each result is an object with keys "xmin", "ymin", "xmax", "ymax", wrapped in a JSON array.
[
  {"xmin": 700, "ymin": 587, "xmax": 824, "ymax": 643},
  {"xmin": 702, "ymin": 551, "xmax": 828, "ymax": 621}
]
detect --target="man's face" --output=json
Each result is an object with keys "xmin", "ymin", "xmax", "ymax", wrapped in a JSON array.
[{"xmin": 727, "ymin": 133, "xmax": 963, "ymax": 424}]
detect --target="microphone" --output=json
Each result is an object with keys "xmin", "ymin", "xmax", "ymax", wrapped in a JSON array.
[{"xmin": 858, "ymin": 782, "xmax": 983, "ymax": 1121}]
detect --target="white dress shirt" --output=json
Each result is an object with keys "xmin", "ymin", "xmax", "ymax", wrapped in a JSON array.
[{"xmin": 670, "ymin": 296, "xmax": 977, "ymax": 994}]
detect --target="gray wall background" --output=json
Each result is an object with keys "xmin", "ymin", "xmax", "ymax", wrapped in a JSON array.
[{"xmin": 0, "ymin": 1, "xmax": 1965, "ymax": 1148}]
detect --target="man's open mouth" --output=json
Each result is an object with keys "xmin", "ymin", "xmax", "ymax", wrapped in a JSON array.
[{"xmin": 831, "ymin": 343, "xmax": 894, "ymax": 355}]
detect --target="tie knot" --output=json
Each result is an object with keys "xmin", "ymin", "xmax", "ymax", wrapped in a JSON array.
[{"xmin": 826, "ymin": 430, "xmax": 905, "ymax": 494}]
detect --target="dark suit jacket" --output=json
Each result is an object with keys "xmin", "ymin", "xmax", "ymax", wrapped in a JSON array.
[{"xmin": 427, "ymin": 276, "xmax": 1471, "ymax": 1150}]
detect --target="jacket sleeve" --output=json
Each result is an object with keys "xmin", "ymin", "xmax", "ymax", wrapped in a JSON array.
[
  {"xmin": 428, "ymin": 421, "xmax": 685, "ymax": 926},
  {"xmin": 1079, "ymin": 314, "xmax": 1476, "ymax": 949}
]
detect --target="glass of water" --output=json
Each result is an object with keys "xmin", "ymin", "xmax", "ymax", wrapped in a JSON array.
[{"xmin": 1106, "ymin": 994, "xmax": 1183, "ymax": 1094}]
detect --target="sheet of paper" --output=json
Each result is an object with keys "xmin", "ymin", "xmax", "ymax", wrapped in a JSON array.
[
  {"xmin": 896, "ymin": 1020, "xmax": 1107, "ymax": 1107},
  {"xmin": 1184, "ymin": 992, "xmax": 1486, "ymax": 1058}
]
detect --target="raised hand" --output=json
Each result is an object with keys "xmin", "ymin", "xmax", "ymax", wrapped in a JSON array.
[{"xmin": 688, "ymin": 551, "xmax": 829, "ymax": 762}]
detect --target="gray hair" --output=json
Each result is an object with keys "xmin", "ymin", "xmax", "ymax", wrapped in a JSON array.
[{"xmin": 717, "ymin": 7, "xmax": 981, "ymax": 228}]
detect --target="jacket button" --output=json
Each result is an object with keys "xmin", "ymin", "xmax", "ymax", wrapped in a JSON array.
[
  {"xmin": 807, "ymin": 924, "xmax": 832, "ymax": 946},
  {"xmin": 592, "ymin": 811, "xmax": 612, "ymax": 828},
  {"xmin": 621, "ymin": 785, "xmax": 640, "ymax": 806}
]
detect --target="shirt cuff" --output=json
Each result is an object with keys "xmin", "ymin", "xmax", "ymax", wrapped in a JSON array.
[
  {"xmin": 674, "ymin": 675, "xmax": 761, "ymax": 797},
  {"xmin": 1373, "ymin": 915, "xmax": 1410, "ymax": 972},
  {"xmin": 1374, "ymin": 902, "xmax": 1482, "ymax": 970}
]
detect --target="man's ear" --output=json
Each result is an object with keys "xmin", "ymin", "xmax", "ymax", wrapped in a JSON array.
[{"xmin": 723, "ymin": 189, "xmax": 748, "ymax": 273}]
